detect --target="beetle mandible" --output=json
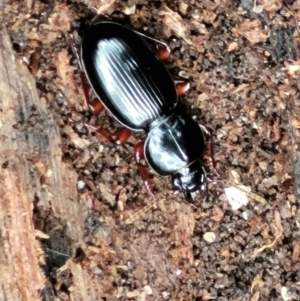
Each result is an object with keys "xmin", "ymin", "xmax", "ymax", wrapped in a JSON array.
[{"xmin": 76, "ymin": 21, "xmax": 217, "ymax": 200}]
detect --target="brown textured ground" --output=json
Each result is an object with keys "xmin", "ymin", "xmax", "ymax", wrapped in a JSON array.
[{"xmin": 2, "ymin": 0, "xmax": 300, "ymax": 300}]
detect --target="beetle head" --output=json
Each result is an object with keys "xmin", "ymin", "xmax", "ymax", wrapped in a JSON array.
[{"xmin": 171, "ymin": 160, "xmax": 207, "ymax": 201}]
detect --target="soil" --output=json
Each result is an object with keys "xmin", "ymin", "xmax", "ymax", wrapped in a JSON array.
[{"xmin": 2, "ymin": 0, "xmax": 300, "ymax": 300}]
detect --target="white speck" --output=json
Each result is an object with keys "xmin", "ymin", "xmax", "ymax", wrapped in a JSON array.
[
  {"xmin": 161, "ymin": 292, "xmax": 170, "ymax": 300},
  {"xmin": 252, "ymin": 4, "xmax": 263, "ymax": 13},
  {"xmin": 127, "ymin": 261, "xmax": 133, "ymax": 269},
  {"xmin": 230, "ymin": 170, "xmax": 241, "ymax": 183},
  {"xmin": 176, "ymin": 269, "xmax": 182, "ymax": 276},
  {"xmin": 77, "ymin": 180, "xmax": 86, "ymax": 190},
  {"xmin": 179, "ymin": 70, "xmax": 188, "ymax": 77},
  {"xmin": 162, "ymin": 292, "xmax": 170, "ymax": 300},
  {"xmin": 98, "ymin": 145, "xmax": 104, "ymax": 152},
  {"xmin": 117, "ymin": 200, "xmax": 124, "ymax": 211},
  {"xmin": 280, "ymin": 286, "xmax": 297, "ymax": 301},
  {"xmin": 123, "ymin": 4, "xmax": 136, "ymax": 15},
  {"xmin": 23, "ymin": 56, "xmax": 29, "ymax": 65},
  {"xmin": 143, "ymin": 285, "xmax": 152, "ymax": 295},
  {"xmin": 225, "ymin": 186, "xmax": 249, "ymax": 210},
  {"xmin": 46, "ymin": 169, "xmax": 53, "ymax": 178},
  {"xmin": 92, "ymin": 266, "xmax": 102, "ymax": 274},
  {"xmin": 137, "ymin": 291, "xmax": 147, "ymax": 301},
  {"xmin": 242, "ymin": 211, "xmax": 248, "ymax": 220},
  {"xmin": 115, "ymin": 153, "xmax": 120, "ymax": 165}
]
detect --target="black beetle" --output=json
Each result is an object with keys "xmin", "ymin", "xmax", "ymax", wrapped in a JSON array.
[{"xmin": 77, "ymin": 21, "xmax": 216, "ymax": 200}]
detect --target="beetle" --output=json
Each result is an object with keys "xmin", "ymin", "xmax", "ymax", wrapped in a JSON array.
[{"xmin": 76, "ymin": 21, "xmax": 217, "ymax": 200}]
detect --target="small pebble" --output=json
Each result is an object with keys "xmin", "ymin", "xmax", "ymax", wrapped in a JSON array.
[{"xmin": 203, "ymin": 232, "xmax": 216, "ymax": 243}]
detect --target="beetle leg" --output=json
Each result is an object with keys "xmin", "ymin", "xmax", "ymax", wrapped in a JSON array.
[
  {"xmin": 95, "ymin": 127, "xmax": 131, "ymax": 145},
  {"xmin": 114, "ymin": 128, "xmax": 131, "ymax": 144},
  {"xmin": 133, "ymin": 31, "xmax": 171, "ymax": 60},
  {"xmin": 79, "ymin": 71, "xmax": 105, "ymax": 114},
  {"xmin": 176, "ymin": 81, "xmax": 191, "ymax": 96},
  {"xmin": 199, "ymin": 125, "xmax": 220, "ymax": 178},
  {"xmin": 70, "ymin": 118, "xmax": 131, "ymax": 145},
  {"xmin": 134, "ymin": 142, "xmax": 154, "ymax": 197},
  {"xmin": 156, "ymin": 44, "xmax": 171, "ymax": 61},
  {"xmin": 70, "ymin": 70, "xmax": 130, "ymax": 144},
  {"xmin": 171, "ymin": 74, "xmax": 191, "ymax": 95},
  {"xmin": 67, "ymin": 33, "xmax": 105, "ymax": 115}
]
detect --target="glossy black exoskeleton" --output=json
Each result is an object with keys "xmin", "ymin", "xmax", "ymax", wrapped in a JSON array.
[{"xmin": 79, "ymin": 21, "xmax": 214, "ymax": 200}]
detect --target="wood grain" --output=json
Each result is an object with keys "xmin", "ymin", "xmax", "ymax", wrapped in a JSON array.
[{"xmin": 0, "ymin": 28, "xmax": 85, "ymax": 301}]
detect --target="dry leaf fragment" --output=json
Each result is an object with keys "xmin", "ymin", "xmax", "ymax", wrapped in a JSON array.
[
  {"xmin": 99, "ymin": 183, "xmax": 116, "ymax": 206},
  {"xmin": 274, "ymin": 208, "xmax": 283, "ymax": 234},
  {"xmin": 179, "ymin": 2, "xmax": 189, "ymax": 15},
  {"xmin": 253, "ymin": 232, "xmax": 282, "ymax": 255},
  {"xmin": 126, "ymin": 290, "xmax": 140, "ymax": 298},
  {"xmin": 260, "ymin": 176, "xmax": 278, "ymax": 189},
  {"xmin": 233, "ymin": 19, "xmax": 269, "ymax": 45},
  {"xmin": 95, "ymin": 0, "xmax": 116, "ymax": 14},
  {"xmin": 250, "ymin": 291, "xmax": 260, "ymax": 301},
  {"xmin": 210, "ymin": 206, "xmax": 224, "ymax": 222},
  {"xmin": 291, "ymin": 116, "xmax": 300, "ymax": 129},
  {"xmin": 158, "ymin": 6, "xmax": 193, "ymax": 46},
  {"xmin": 258, "ymin": 161, "xmax": 268, "ymax": 171},
  {"xmin": 252, "ymin": 209, "xmax": 283, "ymax": 256},
  {"xmin": 48, "ymin": 3, "xmax": 72, "ymax": 31},
  {"xmin": 273, "ymin": 117, "xmax": 281, "ymax": 141},
  {"xmin": 261, "ymin": 0, "xmax": 282, "ymax": 12},
  {"xmin": 285, "ymin": 60, "xmax": 300, "ymax": 77},
  {"xmin": 197, "ymin": 92, "xmax": 210, "ymax": 102},
  {"xmin": 292, "ymin": 242, "xmax": 300, "ymax": 262},
  {"xmin": 123, "ymin": 5, "xmax": 136, "ymax": 15},
  {"xmin": 251, "ymin": 271, "xmax": 264, "ymax": 293},
  {"xmin": 227, "ymin": 42, "xmax": 239, "ymax": 52},
  {"xmin": 35, "ymin": 229, "xmax": 50, "ymax": 239},
  {"xmin": 202, "ymin": 9, "xmax": 217, "ymax": 24}
]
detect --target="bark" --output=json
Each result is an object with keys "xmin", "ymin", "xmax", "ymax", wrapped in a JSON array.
[{"xmin": 0, "ymin": 27, "xmax": 88, "ymax": 301}]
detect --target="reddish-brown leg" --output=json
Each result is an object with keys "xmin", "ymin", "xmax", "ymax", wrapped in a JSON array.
[
  {"xmin": 176, "ymin": 81, "xmax": 191, "ymax": 95},
  {"xmin": 71, "ymin": 56, "xmax": 130, "ymax": 144},
  {"xmin": 70, "ymin": 117, "xmax": 131, "ymax": 145},
  {"xmin": 171, "ymin": 74, "xmax": 191, "ymax": 96},
  {"xmin": 97, "ymin": 129, "xmax": 155, "ymax": 198},
  {"xmin": 157, "ymin": 44, "xmax": 171, "ymax": 61},
  {"xmin": 68, "ymin": 34, "xmax": 105, "ymax": 115},
  {"xmin": 79, "ymin": 71, "xmax": 105, "ymax": 114},
  {"xmin": 133, "ymin": 31, "xmax": 171, "ymax": 61},
  {"xmin": 200, "ymin": 125, "xmax": 220, "ymax": 178},
  {"xmin": 134, "ymin": 142, "xmax": 154, "ymax": 197},
  {"xmin": 95, "ymin": 127, "xmax": 131, "ymax": 145}
]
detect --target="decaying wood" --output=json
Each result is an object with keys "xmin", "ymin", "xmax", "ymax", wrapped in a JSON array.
[
  {"xmin": 0, "ymin": 28, "xmax": 87, "ymax": 300},
  {"xmin": 2, "ymin": 0, "xmax": 300, "ymax": 299}
]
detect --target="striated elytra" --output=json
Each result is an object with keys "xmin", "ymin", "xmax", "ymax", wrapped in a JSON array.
[{"xmin": 80, "ymin": 21, "xmax": 209, "ymax": 200}]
